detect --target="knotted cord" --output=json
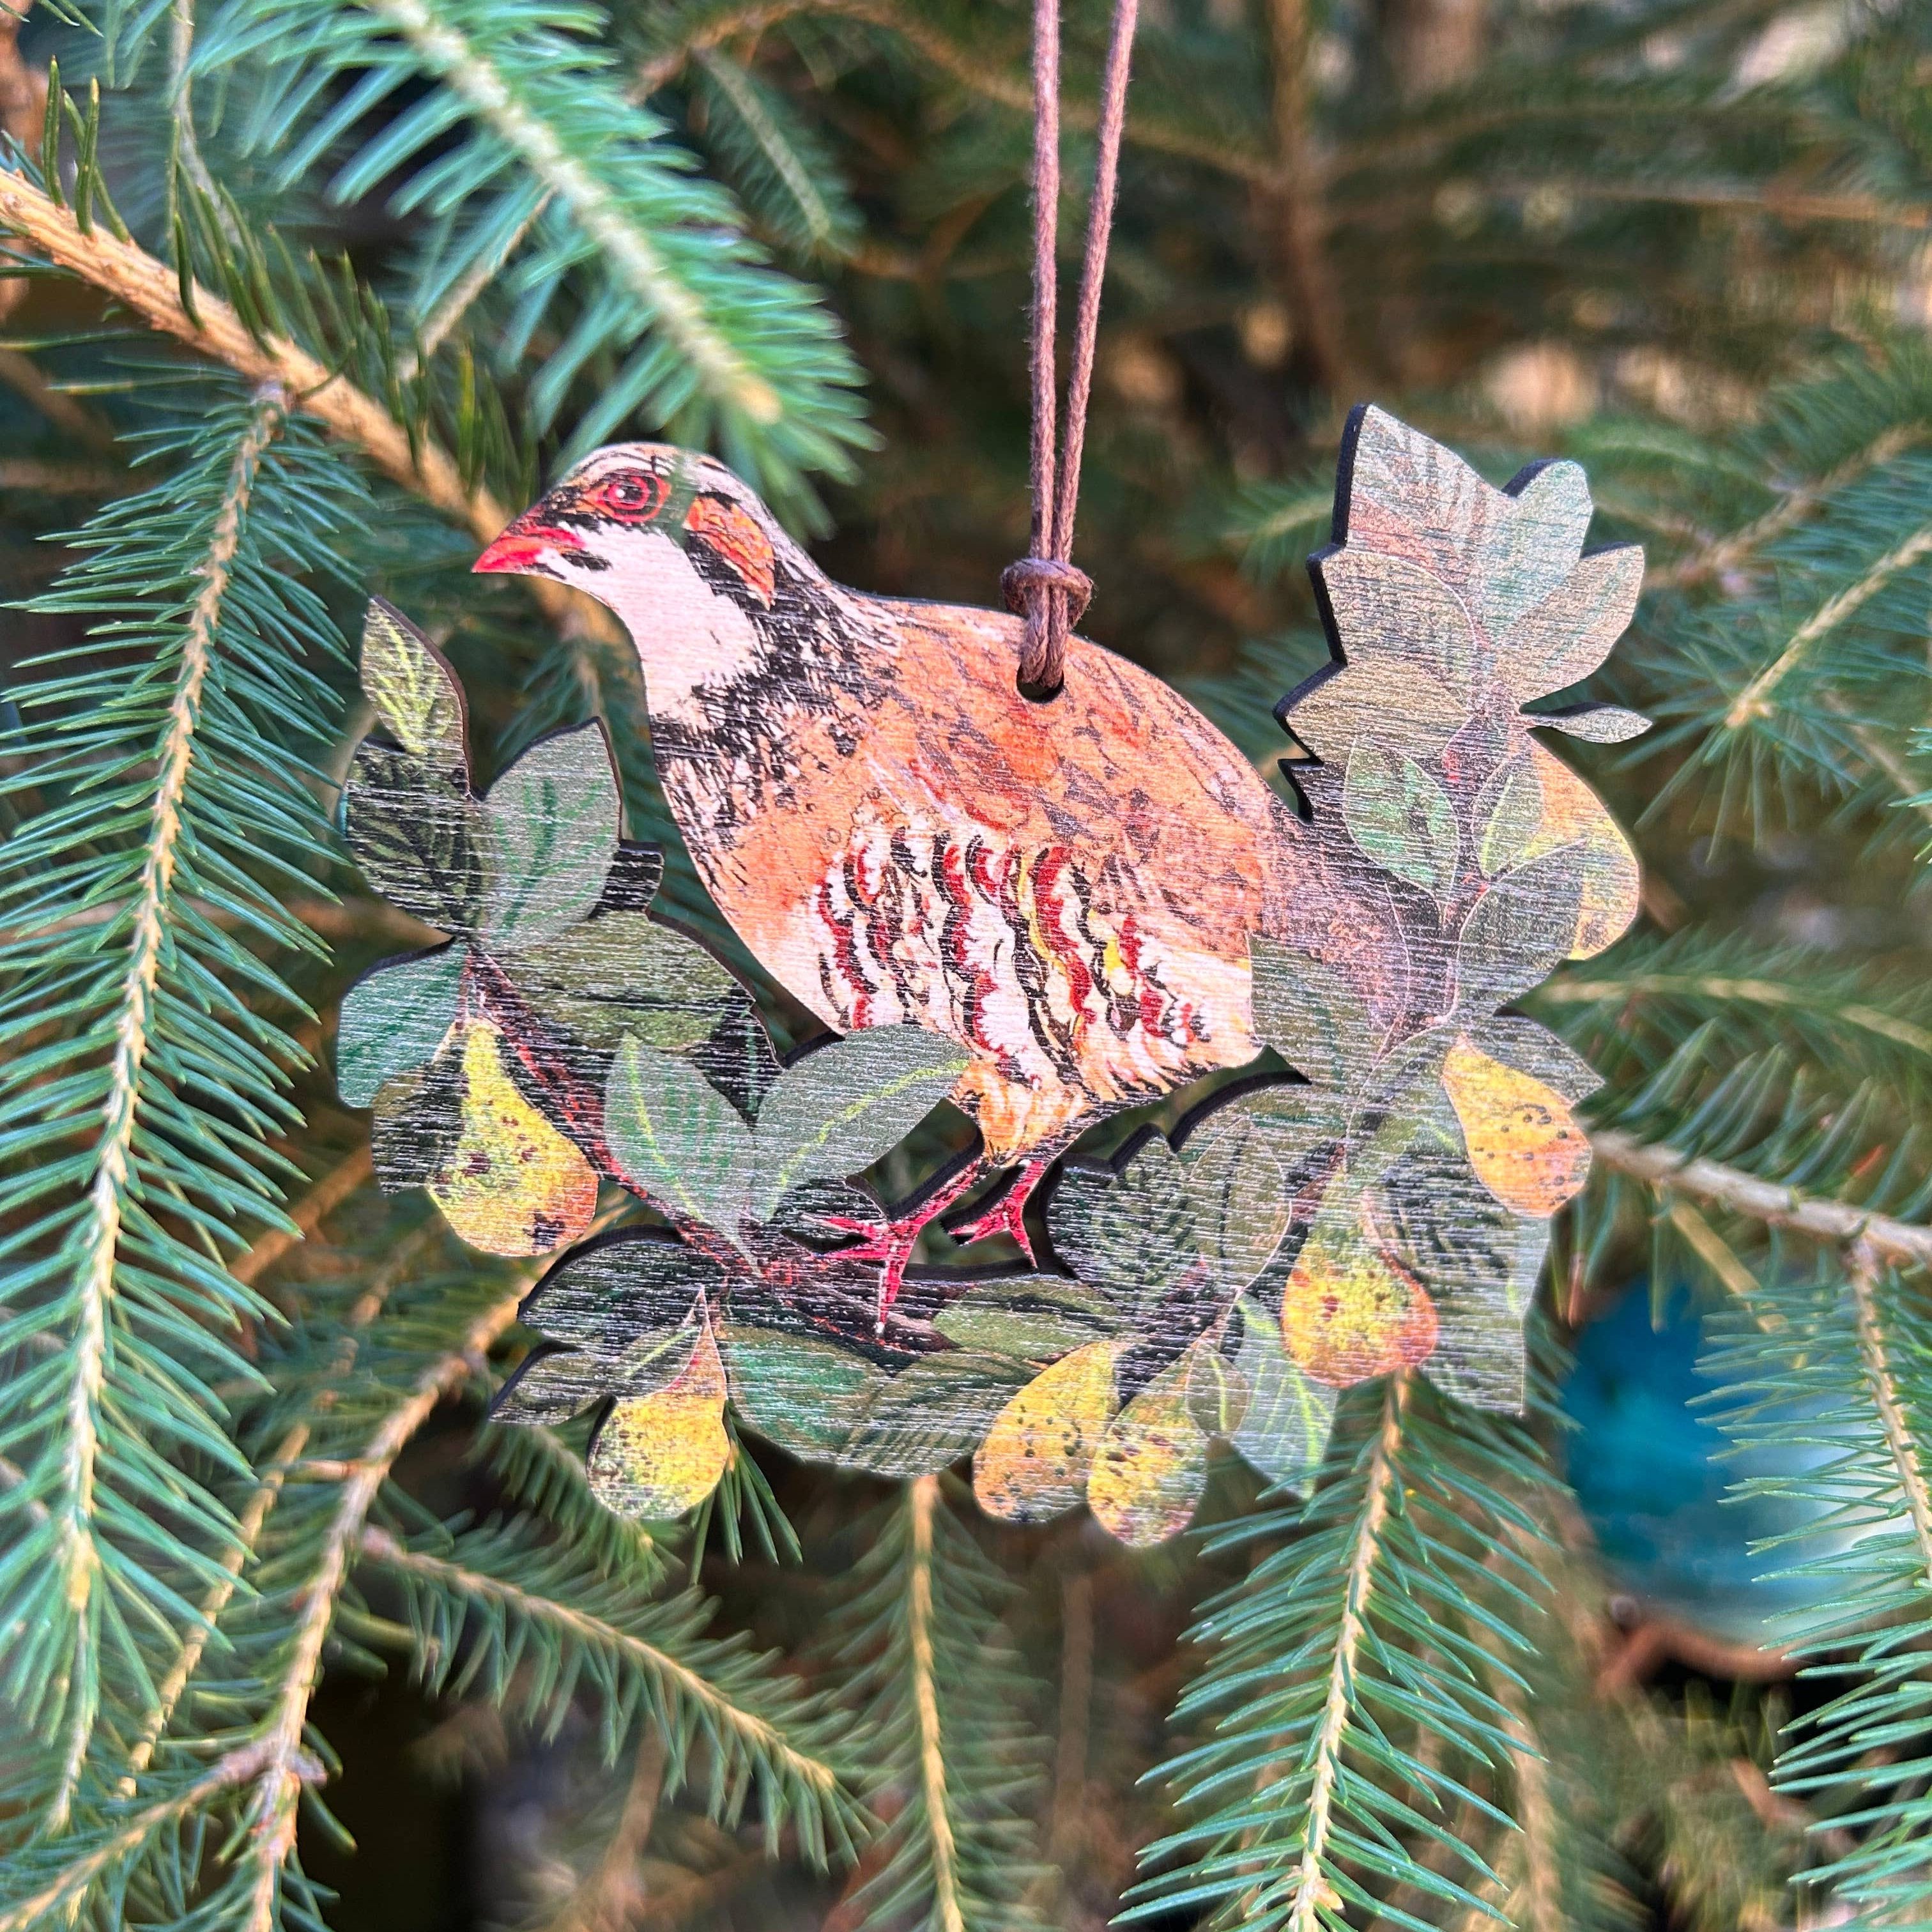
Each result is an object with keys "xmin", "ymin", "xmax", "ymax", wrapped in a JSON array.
[{"xmin": 1003, "ymin": 0, "xmax": 1140, "ymax": 698}]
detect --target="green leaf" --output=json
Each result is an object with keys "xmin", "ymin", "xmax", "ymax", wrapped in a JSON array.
[
  {"xmin": 1228, "ymin": 1294, "xmax": 1337, "ymax": 1492},
  {"xmin": 370, "ymin": 1046, "xmax": 466, "ymax": 1192},
  {"xmin": 1179, "ymin": 1094, "xmax": 1337, "ymax": 1295},
  {"xmin": 491, "ymin": 1346, "xmax": 608, "ymax": 1425},
  {"xmin": 1473, "ymin": 751, "xmax": 1545, "ymax": 878},
  {"xmin": 1495, "ymin": 544, "xmax": 1643, "ymax": 700},
  {"xmin": 1318, "ymin": 547, "xmax": 1481, "ymax": 702},
  {"xmin": 342, "ymin": 739, "xmax": 488, "ymax": 930},
  {"xmin": 1466, "ymin": 1013, "xmax": 1603, "ymax": 1102},
  {"xmin": 933, "ymin": 1278, "xmax": 1119, "ymax": 1360},
  {"xmin": 1342, "ymin": 738, "xmax": 1460, "ymax": 904},
  {"xmin": 1370, "ymin": 1151, "xmax": 1541, "ymax": 1412},
  {"xmin": 1248, "ymin": 935, "xmax": 1377, "ymax": 1086},
  {"xmin": 480, "ymin": 723, "xmax": 622, "ymax": 947},
  {"xmin": 1455, "ymin": 843, "xmax": 1587, "ymax": 1008},
  {"xmin": 1048, "ymin": 1135, "xmax": 1202, "ymax": 1317},
  {"xmin": 723, "ymin": 1327, "xmax": 1031, "ymax": 1478},
  {"xmin": 360, "ymin": 597, "xmax": 466, "ymax": 765},
  {"xmin": 721, "ymin": 1326, "xmax": 885, "ymax": 1460},
  {"xmin": 499, "ymin": 910, "xmax": 741, "ymax": 1052},
  {"xmin": 1530, "ymin": 703, "xmax": 1651, "ymax": 743},
  {"xmin": 335, "ymin": 944, "xmax": 466, "ymax": 1108},
  {"xmin": 837, "ymin": 1352, "xmax": 1033, "ymax": 1479},
  {"xmin": 749, "ymin": 1027, "xmax": 967, "ymax": 1222},
  {"xmin": 507, "ymin": 1231, "xmax": 729, "ymax": 1418},
  {"xmin": 1480, "ymin": 457, "xmax": 1594, "ymax": 636},
  {"xmin": 1186, "ymin": 1343, "xmax": 1252, "ymax": 1438},
  {"xmin": 606, "ymin": 1034, "xmax": 755, "ymax": 1235}
]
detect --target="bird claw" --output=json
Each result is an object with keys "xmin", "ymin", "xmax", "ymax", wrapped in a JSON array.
[
  {"xmin": 820, "ymin": 1163, "xmax": 981, "ymax": 1330},
  {"xmin": 944, "ymin": 1190, "xmax": 1038, "ymax": 1266},
  {"xmin": 819, "ymin": 1214, "xmax": 922, "ymax": 1330},
  {"xmin": 822, "ymin": 1158, "xmax": 1049, "ymax": 1331},
  {"xmin": 942, "ymin": 1157, "xmax": 1049, "ymax": 1266}
]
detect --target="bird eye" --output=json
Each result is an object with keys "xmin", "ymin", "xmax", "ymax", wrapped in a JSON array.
[{"xmin": 588, "ymin": 472, "xmax": 667, "ymax": 523}]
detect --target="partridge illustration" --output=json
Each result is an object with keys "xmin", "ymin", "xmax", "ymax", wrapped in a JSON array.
[
  {"xmin": 477, "ymin": 448, "xmax": 1340, "ymax": 1289},
  {"xmin": 472, "ymin": 415, "xmax": 1638, "ymax": 1319}
]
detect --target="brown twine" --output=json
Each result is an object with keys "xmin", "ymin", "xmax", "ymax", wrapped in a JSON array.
[{"xmin": 1004, "ymin": 0, "xmax": 1140, "ymax": 697}]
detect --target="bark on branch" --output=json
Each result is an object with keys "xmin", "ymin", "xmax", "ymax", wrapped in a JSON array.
[
  {"xmin": 0, "ymin": 169, "xmax": 612, "ymax": 635},
  {"xmin": 1591, "ymin": 1128, "xmax": 1932, "ymax": 1269}
]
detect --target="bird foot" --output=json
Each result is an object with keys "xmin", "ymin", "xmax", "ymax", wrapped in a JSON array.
[
  {"xmin": 942, "ymin": 1158, "xmax": 1050, "ymax": 1267},
  {"xmin": 818, "ymin": 1216, "xmax": 924, "ymax": 1334},
  {"xmin": 821, "ymin": 1163, "xmax": 983, "ymax": 1333}
]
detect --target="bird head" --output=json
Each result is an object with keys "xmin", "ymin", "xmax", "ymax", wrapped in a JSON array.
[{"xmin": 475, "ymin": 443, "xmax": 802, "ymax": 624}]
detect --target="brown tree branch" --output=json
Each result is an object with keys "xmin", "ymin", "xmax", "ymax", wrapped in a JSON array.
[
  {"xmin": 1264, "ymin": 0, "xmax": 1349, "ymax": 396},
  {"xmin": 0, "ymin": 168, "xmax": 613, "ymax": 637},
  {"xmin": 1590, "ymin": 1128, "xmax": 1932, "ymax": 1269},
  {"xmin": 0, "ymin": 172, "xmax": 488, "ymax": 528}
]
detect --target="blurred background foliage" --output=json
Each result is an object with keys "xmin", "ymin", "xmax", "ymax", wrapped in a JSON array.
[{"xmin": 4, "ymin": 0, "xmax": 1932, "ymax": 1928}]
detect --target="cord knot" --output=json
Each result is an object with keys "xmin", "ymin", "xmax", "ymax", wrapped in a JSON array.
[
  {"xmin": 1000, "ymin": 556, "xmax": 1094, "ymax": 624},
  {"xmin": 1001, "ymin": 558, "xmax": 1093, "ymax": 694}
]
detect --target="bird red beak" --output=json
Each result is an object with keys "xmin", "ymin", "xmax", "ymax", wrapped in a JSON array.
[{"xmin": 473, "ymin": 509, "xmax": 586, "ymax": 576}]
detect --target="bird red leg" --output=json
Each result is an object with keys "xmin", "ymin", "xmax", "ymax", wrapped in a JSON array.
[
  {"xmin": 820, "ymin": 1159, "xmax": 987, "ymax": 1333},
  {"xmin": 942, "ymin": 1157, "xmax": 1052, "ymax": 1267}
]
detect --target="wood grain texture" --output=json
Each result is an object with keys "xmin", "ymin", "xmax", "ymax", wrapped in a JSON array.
[{"xmin": 333, "ymin": 405, "xmax": 1646, "ymax": 1544}]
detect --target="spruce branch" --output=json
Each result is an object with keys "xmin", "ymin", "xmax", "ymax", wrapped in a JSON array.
[
  {"xmin": 116, "ymin": 1211, "xmax": 441, "ymax": 1797},
  {"xmin": 1537, "ymin": 944, "xmax": 1932, "ymax": 1067},
  {"xmin": 368, "ymin": 0, "xmax": 781, "ymax": 426},
  {"xmin": 1846, "ymin": 1241, "xmax": 1932, "ymax": 1579},
  {"xmin": 1722, "ymin": 514, "xmax": 1932, "ymax": 730},
  {"xmin": 0, "ymin": 170, "xmax": 493, "ymax": 532},
  {"xmin": 0, "ymin": 383, "xmax": 365, "ymax": 1832},
  {"xmin": 1287, "ymin": 1376, "xmax": 1407, "ymax": 1932},
  {"xmin": 231, "ymin": 1273, "xmax": 536, "ymax": 1929},
  {"xmin": 227, "ymin": 1147, "xmax": 375, "ymax": 1291},
  {"xmin": 356, "ymin": 1519, "xmax": 864, "ymax": 1868},
  {"xmin": 0, "ymin": 1738, "xmax": 295, "ymax": 1932},
  {"xmin": 634, "ymin": 0, "xmax": 1275, "ymax": 183},
  {"xmin": 43, "ymin": 383, "xmax": 286, "ymax": 1830},
  {"xmin": 1703, "ymin": 1252, "xmax": 1932, "ymax": 1919},
  {"xmin": 1648, "ymin": 424, "xmax": 1928, "ymax": 592},
  {"xmin": 906, "ymin": 1474, "xmax": 966, "ymax": 1932},
  {"xmin": 472, "ymin": 1418, "xmax": 666, "ymax": 1584},
  {"xmin": 1134, "ymin": 1381, "xmax": 1549, "ymax": 1932},
  {"xmin": 822, "ymin": 1475, "xmax": 1047, "ymax": 1932},
  {"xmin": 394, "ymin": 192, "xmax": 554, "ymax": 385},
  {"xmin": 1589, "ymin": 1130, "xmax": 1932, "ymax": 1269},
  {"xmin": 233, "ymin": 0, "xmax": 870, "ymax": 512}
]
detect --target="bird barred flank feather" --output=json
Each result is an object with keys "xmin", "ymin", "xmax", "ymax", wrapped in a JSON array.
[
  {"xmin": 335, "ymin": 404, "xmax": 1643, "ymax": 1542},
  {"xmin": 811, "ymin": 802, "xmax": 1245, "ymax": 1158}
]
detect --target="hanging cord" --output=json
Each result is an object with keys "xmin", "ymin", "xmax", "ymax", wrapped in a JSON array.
[{"xmin": 1001, "ymin": 0, "xmax": 1140, "ymax": 698}]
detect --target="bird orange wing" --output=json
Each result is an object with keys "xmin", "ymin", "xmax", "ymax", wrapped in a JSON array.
[{"xmin": 709, "ymin": 598, "xmax": 1282, "ymax": 1156}]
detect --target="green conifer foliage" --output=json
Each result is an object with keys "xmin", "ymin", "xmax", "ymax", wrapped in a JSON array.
[{"xmin": 3, "ymin": 1, "xmax": 1932, "ymax": 1927}]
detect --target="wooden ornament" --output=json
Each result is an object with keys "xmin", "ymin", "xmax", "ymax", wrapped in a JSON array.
[{"xmin": 335, "ymin": 404, "xmax": 1644, "ymax": 1545}]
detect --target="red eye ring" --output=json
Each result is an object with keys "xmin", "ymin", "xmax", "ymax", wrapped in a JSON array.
[{"xmin": 586, "ymin": 471, "xmax": 667, "ymax": 523}]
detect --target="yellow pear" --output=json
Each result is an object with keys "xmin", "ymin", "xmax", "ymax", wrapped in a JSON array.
[
  {"xmin": 1088, "ymin": 1358, "xmax": 1210, "ymax": 1547},
  {"xmin": 587, "ymin": 1325, "xmax": 732, "ymax": 1519},
  {"xmin": 428, "ymin": 1021, "xmax": 598, "ymax": 1255},
  {"xmin": 1441, "ymin": 1036, "xmax": 1591, "ymax": 1215},
  {"xmin": 973, "ymin": 1339, "xmax": 1117, "ymax": 1524},
  {"xmin": 1282, "ymin": 1217, "xmax": 1439, "ymax": 1387}
]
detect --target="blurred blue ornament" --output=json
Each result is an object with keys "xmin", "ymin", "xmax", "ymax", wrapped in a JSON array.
[{"xmin": 1561, "ymin": 1281, "xmax": 1848, "ymax": 1645}]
